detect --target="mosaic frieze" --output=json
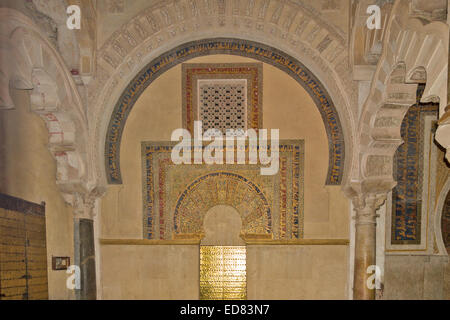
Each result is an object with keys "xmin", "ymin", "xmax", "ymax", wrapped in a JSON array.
[{"xmin": 141, "ymin": 140, "xmax": 304, "ymax": 240}]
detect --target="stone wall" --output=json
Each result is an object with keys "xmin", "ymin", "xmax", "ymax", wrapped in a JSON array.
[
  {"xmin": 247, "ymin": 245, "xmax": 348, "ymax": 299},
  {"xmin": 101, "ymin": 245, "xmax": 199, "ymax": 299},
  {"xmin": 383, "ymin": 255, "xmax": 448, "ymax": 299}
]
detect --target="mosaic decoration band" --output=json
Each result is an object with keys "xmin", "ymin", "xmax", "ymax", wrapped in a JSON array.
[
  {"xmin": 391, "ymin": 85, "xmax": 438, "ymax": 245},
  {"xmin": 106, "ymin": 38, "xmax": 344, "ymax": 186},
  {"xmin": 141, "ymin": 140, "xmax": 304, "ymax": 241}
]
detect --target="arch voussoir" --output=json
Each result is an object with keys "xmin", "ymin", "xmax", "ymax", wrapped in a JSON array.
[{"xmin": 0, "ymin": 8, "xmax": 93, "ymax": 208}]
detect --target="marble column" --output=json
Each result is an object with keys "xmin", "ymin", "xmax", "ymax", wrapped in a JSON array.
[
  {"xmin": 74, "ymin": 217, "xmax": 97, "ymax": 300},
  {"xmin": 352, "ymin": 194, "xmax": 386, "ymax": 300},
  {"xmin": 70, "ymin": 188, "xmax": 104, "ymax": 300}
]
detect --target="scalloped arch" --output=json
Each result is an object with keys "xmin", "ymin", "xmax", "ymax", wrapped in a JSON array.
[{"xmin": 357, "ymin": 0, "xmax": 448, "ymax": 191}]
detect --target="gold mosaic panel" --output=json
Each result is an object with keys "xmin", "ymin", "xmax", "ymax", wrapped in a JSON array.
[
  {"xmin": 200, "ymin": 246, "xmax": 246, "ymax": 300},
  {"xmin": 141, "ymin": 141, "xmax": 305, "ymax": 240}
]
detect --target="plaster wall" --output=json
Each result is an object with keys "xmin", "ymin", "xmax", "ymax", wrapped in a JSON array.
[{"xmin": 0, "ymin": 89, "xmax": 75, "ymax": 299}]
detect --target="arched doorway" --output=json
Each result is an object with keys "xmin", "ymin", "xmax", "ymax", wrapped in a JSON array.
[{"xmin": 200, "ymin": 205, "xmax": 246, "ymax": 300}]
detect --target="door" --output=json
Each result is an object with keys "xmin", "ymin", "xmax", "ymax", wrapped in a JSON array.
[{"xmin": 0, "ymin": 194, "xmax": 48, "ymax": 300}]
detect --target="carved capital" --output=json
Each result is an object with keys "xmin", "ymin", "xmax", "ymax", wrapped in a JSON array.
[
  {"xmin": 62, "ymin": 185, "xmax": 106, "ymax": 219},
  {"xmin": 345, "ymin": 181, "xmax": 387, "ymax": 226}
]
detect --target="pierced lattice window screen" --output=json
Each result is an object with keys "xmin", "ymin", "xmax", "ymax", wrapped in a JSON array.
[{"xmin": 198, "ymin": 79, "xmax": 247, "ymax": 137}]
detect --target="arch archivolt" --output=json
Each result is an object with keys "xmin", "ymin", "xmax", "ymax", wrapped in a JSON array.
[
  {"xmin": 173, "ymin": 172, "xmax": 271, "ymax": 239},
  {"xmin": 88, "ymin": 0, "xmax": 356, "ymax": 187},
  {"xmin": 356, "ymin": 0, "xmax": 448, "ymax": 193}
]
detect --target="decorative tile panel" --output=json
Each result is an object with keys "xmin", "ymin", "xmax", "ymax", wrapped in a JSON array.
[{"xmin": 141, "ymin": 140, "xmax": 304, "ymax": 240}]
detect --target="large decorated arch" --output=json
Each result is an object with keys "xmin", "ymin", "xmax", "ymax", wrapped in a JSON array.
[
  {"xmin": 88, "ymin": 0, "xmax": 355, "ymax": 190},
  {"xmin": 103, "ymin": 38, "xmax": 347, "ymax": 186}
]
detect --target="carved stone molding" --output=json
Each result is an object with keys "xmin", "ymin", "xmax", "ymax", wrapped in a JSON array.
[
  {"xmin": 350, "ymin": 0, "xmax": 394, "ymax": 68},
  {"xmin": 347, "ymin": 181, "xmax": 388, "ymax": 216},
  {"xmin": 434, "ymin": 176, "xmax": 450, "ymax": 256},
  {"xmin": 86, "ymin": 0, "xmax": 356, "ymax": 188},
  {"xmin": 70, "ymin": 186, "xmax": 107, "ymax": 220},
  {"xmin": 357, "ymin": 0, "xmax": 449, "ymax": 187},
  {"xmin": 26, "ymin": 0, "xmax": 96, "ymax": 81},
  {"xmin": 409, "ymin": 0, "xmax": 448, "ymax": 22}
]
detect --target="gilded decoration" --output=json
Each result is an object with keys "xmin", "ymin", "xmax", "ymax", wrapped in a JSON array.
[
  {"xmin": 199, "ymin": 246, "xmax": 247, "ymax": 300},
  {"xmin": 391, "ymin": 85, "xmax": 439, "ymax": 244},
  {"xmin": 141, "ymin": 140, "xmax": 304, "ymax": 241}
]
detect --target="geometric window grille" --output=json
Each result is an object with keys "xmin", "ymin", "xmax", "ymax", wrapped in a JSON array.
[
  {"xmin": 198, "ymin": 79, "xmax": 247, "ymax": 137},
  {"xmin": 199, "ymin": 246, "xmax": 247, "ymax": 300}
]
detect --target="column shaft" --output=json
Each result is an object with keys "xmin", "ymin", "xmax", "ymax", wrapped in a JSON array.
[
  {"xmin": 74, "ymin": 218, "xmax": 97, "ymax": 300},
  {"xmin": 353, "ymin": 214, "xmax": 377, "ymax": 300},
  {"xmin": 352, "ymin": 194, "xmax": 384, "ymax": 300}
]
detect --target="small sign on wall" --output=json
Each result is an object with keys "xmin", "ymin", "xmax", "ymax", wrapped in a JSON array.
[{"xmin": 52, "ymin": 256, "xmax": 70, "ymax": 270}]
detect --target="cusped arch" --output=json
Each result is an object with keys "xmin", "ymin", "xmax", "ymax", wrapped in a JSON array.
[
  {"xmin": 357, "ymin": 0, "xmax": 448, "ymax": 192},
  {"xmin": 173, "ymin": 171, "xmax": 271, "ymax": 237},
  {"xmin": 104, "ymin": 38, "xmax": 346, "ymax": 186},
  {"xmin": 0, "ymin": 8, "xmax": 90, "ymax": 206}
]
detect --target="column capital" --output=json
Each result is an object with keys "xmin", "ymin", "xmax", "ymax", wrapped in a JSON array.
[
  {"xmin": 352, "ymin": 192, "xmax": 387, "ymax": 211},
  {"xmin": 350, "ymin": 191, "xmax": 387, "ymax": 226},
  {"xmin": 344, "ymin": 181, "xmax": 388, "ymax": 214},
  {"xmin": 60, "ymin": 184, "xmax": 106, "ymax": 219}
]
